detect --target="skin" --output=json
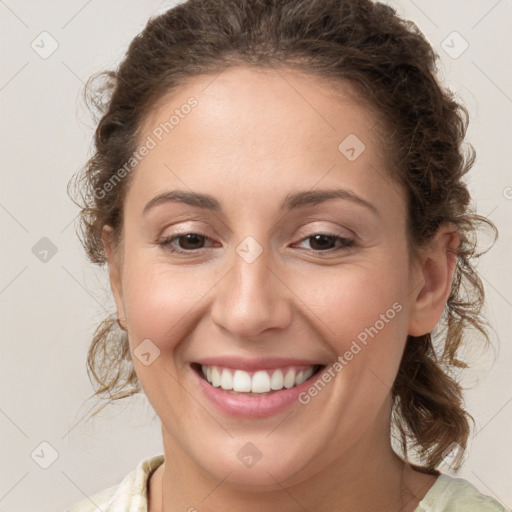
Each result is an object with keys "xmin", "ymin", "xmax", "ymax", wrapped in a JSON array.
[{"xmin": 103, "ymin": 66, "xmax": 459, "ymax": 512}]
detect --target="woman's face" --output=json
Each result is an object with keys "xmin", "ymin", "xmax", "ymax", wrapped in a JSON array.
[{"xmin": 107, "ymin": 66, "xmax": 427, "ymax": 486}]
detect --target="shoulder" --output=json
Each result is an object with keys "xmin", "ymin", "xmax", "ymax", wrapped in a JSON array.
[
  {"xmin": 62, "ymin": 454, "xmax": 165, "ymax": 512},
  {"xmin": 64, "ymin": 484, "xmax": 119, "ymax": 512},
  {"xmin": 416, "ymin": 473, "xmax": 509, "ymax": 512}
]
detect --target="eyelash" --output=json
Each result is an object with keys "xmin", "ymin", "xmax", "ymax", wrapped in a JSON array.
[{"xmin": 158, "ymin": 232, "xmax": 354, "ymax": 255}]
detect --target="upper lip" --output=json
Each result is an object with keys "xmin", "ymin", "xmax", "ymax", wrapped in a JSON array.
[{"xmin": 193, "ymin": 356, "xmax": 326, "ymax": 371}]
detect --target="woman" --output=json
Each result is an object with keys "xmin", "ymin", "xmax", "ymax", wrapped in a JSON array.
[{"xmin": 65, "ymin": 0, "xmax": 505, "ymax": 510}]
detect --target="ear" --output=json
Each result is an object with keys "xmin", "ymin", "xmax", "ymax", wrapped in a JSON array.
[
  {"xmin": 408, "ymin": 222, "xmax": 459, "ymax": 337},
  {"xmin": 102, "ymin": 225, "xmax": 126, "ymax": 323}
]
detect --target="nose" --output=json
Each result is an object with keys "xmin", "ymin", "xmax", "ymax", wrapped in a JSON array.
[{"xmin": 210, "ymin": 244, "xmax": 293, "ymax": 340}]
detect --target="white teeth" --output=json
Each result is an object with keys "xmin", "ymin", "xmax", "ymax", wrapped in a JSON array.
[
  {"xmin": 295, "ymin": 367, "xmax": 315, "ymax": 386},
  {"xmin": 270, "ymin": 369, "xmax": 284, "ymax": 390},
  {"xmin": 220, "ymin": 368, "xmax": 233, "ymax": 390},
  {"xmin": 283, "ymin": 369, "xmax": 296, "ymax": 389},
  {"xmin": 251, "ymin": 371, "xmax": 271, "ymax": 393},
  {"xmin": 302, "ymin": 366, "xmax": 314, "ymax": 382},
  {"xmin": 200, "ymin": 364, "xmax": 318, "ymax": 393},
  {"xmin": 211, "ymin": 367, "xmax": 221, "ymax": 387},
  {"xmin": 233, "ymin": 370, "xmax": 252, "ymax": 392}
]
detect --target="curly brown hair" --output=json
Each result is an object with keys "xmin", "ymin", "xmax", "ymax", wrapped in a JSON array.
[{"xmin": 68, "ymin": 0, "xmax": 497, "ymax": 471}]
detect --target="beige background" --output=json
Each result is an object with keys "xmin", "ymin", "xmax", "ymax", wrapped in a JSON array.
[{"xmin": 0, "ymin": 0, "xmax": 511, "ymax": 510}]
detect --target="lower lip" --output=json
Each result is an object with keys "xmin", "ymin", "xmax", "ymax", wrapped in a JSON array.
[{"xmin": 192, "ymin": 366, "xmax": 323, "ymax": 418}]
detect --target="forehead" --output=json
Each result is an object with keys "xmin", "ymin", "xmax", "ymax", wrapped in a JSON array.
[
  {"xmin": 128, "ymin": 66, "xmax": 399, "ymax": 217},
  {"xmin": 140, "ymin": 65, "xmax": 379, "ymax": 156}
]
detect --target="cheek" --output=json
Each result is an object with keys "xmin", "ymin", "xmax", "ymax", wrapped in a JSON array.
[
  {"xmin": 121, "ymin": 255, "xmax": 212, "ymax": 353},
  {"xmin": 120, "ymin": 257, "xmax": 215, "ymax": 420},
  {"xmin": 290, "ymin": 255, "xmax": 409, "ymax": 382},
  {"xmin": 296, "ymin": 261, "xmax": 407, "ymax": 338}
]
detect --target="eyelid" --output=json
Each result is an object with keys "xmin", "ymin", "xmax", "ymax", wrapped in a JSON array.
[{"xmin": 294, "ymin": 219, "xmax": 355, "ymax": 238}]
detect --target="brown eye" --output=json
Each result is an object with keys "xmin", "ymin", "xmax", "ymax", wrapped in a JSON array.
[
  {"xmin": 309, "ymin": 234, "xmax": 337, "ymax": 251},
  {"xmin": 295, "ymin": 233, "xmax": 354, "ymax": 253},
  {"xmin": 176, "ymin": 233, "xmax": 207, "ymax": 250},
  {"xmin": 159, "ymin": 232, "xmax": 215, "ymax": 253}
]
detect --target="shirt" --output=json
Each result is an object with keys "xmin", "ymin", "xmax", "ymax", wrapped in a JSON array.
[{"xmin": 63, "ymin": 454, "xmax": 508, "ymax": 512}]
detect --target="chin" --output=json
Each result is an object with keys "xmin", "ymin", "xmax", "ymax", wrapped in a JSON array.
[{"xmin": 185, "ymin": 432, "xmax": 327, "ymax": 490}]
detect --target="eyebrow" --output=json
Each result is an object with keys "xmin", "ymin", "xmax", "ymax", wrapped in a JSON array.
[{"xmin": 142, "ymin": 188, "xmax": 379, "ymax": 217}]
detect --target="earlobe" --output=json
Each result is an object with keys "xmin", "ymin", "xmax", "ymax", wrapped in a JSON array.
[
  {"xmin": 407, "ymin": 223, "xmax": 459, "ymax": 337},
  {"xmin": 102, "ymin": 225, "xmax": 125, "ymax": 322}
]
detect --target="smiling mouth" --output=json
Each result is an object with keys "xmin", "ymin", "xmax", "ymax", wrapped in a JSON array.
[{"xmin": 192, "ymin": 363, "xmax": 325, "ymax": 395}]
